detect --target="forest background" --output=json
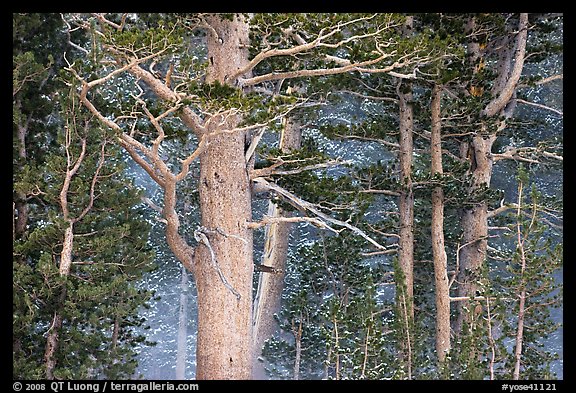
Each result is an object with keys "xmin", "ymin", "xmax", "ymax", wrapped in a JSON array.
[{"xmin": 12, "ymin": 12, "xmax": 563, "ymax": 381}]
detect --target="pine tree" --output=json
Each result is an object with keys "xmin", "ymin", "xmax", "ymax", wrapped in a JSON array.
[{"xmin": 13, "ymin": 14, "xmax": 156, "ymax": 379}]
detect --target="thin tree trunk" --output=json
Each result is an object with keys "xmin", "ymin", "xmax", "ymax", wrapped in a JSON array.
[
  {"xmin": 292, "ymin": 316, "xmax": 302, "ymax": 380},
  {"xmin": 252, "ymin": 117, "xmax": 301, "ymax": 379},
  {"xmin": 44, "ymin": 310, "xmax": 64, "ymax": 380},
  {"xmin": 430, "ymin": 85, "xmax": 450, "ymax": 364},
  {"xmin": 513, "ymin": 181, "xmax": 527, "ymax": 380},
  {"xmin": 112, "ymin": 317, "xmax": 120, "ymax": 350},
  {"xmin": 176, "ymin": 264, "xmax": 189, "ymax": 380},
  {"xmin": 397, "ymin": 77, "xmax": 414, "ymax": 378},
  {"xmin": 44, "ymin": 222, "xmax": 74, "ymax": 379},
  {"xmin": 14, "ymin": 112, "xmax": 30, "ymax": 239}
]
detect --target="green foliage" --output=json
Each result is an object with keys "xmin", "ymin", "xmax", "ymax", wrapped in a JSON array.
[
  {"xmin": 263, "ymin": 233, "xmax": 394, "ymax": 379},
  {"xmin": 15, "ymin": 12, "xmax": 561, "ymax": 380},
  {"xmin": 489, "ymin": 168, "xmax": 563, "ymax": 379},
  {"xmin": 13, "ymin": 15, "xmax": 157, "ymax": 378},
  {"xmin": 262, "ymin": 13, "xmax": 562, "ymax": 380}
]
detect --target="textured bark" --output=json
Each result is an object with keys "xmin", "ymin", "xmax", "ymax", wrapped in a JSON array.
[
  {"xmin": 194, "ymin": 127, "xmax": 254, "ymax": 379},
  {"xmin": 204, "ymin": 14, "xmax": 252, "ymax": 86},
  {"xmin": 397, "ymin": 80, "xmax": 414, "ymax": 318},
  {"xmin": 455, "ymin": 14, "xmax": 527, "ymax": 336},
  {"xmin": 513, "ymin": 182, "xmax": 527, "ymax": 380},
  {"xmin": 192, "ymin": 13, "xmax": 254, "ymax": 380},
  {"xmin": 430, "ymin": 85, "xmax": 450, "ymax": 363},
  {"xmin": 14, "ymin": 116, "xmax": 30, "ymax": 239},
  {"xmin": 455, "ymin": 135, "xmax": 495, "ymax": 334},
  {"xmin": 45, "ymin": 223, "xmax": 74, "ymax": 379},
  {"xmin": 397, "ymin": 78, "xmax": 414, "ymax": 379},
  {"xmin": 252, "ymin": 118, "xmax": 301, "ymax": 379},
  {"xmin": 176, "ymin": 264, "xmax": 189, "ymax": 380},
  {"xmin": 44, "ymin": 309, "xmax": 64, "ymax": 380}
]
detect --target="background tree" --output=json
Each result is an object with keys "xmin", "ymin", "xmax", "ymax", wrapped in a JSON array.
[
  {"xmin": 14, "ymin": 12, "xmax": 562, "ymax": 380},
  {"xmin": 13, "ymin": 13, "xmax": 156, "ymax": 379}
]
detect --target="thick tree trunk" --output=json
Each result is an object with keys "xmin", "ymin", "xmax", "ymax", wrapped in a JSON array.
[
  {"xmin": 252, "ymin": 118, "xmax": 301, "ymax": 379},
  {"xmin": 455, "ymin": 135, "xmax": 495, "ymax": 335},
  {"xmin": 430, "ymin": 85, "xmax": 450, "ymax": 364},
  {"xmin": 194, "ymin": 127, "xmax": 254, "ymax": 379},
  {"xmin": 455, "ymin": 14, "xmax": 528, "ymax": 337},
  {"xmin": 193, "ymin": 14, "xmax": 254, "ymax": 380}
]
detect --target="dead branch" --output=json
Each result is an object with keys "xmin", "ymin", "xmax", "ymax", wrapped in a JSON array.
[
  {"xmin": 194, "ymin": 227, "xmax": 241, "ymax": 301},
  {"xmin": 253, "ymin": 177, "xmax": 387, "ymax": 251},
  {"xmin": 515, "ymin": 98, "xmax": 563, "ymax": 116},
  {"xmin": 250, "ymin": 159, "xmax": 349, "ymax": 179},
  {"xmin": 247, "ymin": 215, "xmax": 332, "ymax": 230}
]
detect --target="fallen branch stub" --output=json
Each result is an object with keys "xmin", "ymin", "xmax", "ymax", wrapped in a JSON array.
[{"xmin": 254, "ymin": 264, "xmax": 283, "ymax": 274}]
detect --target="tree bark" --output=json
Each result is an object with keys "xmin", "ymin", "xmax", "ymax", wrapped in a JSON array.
[
  {"xmin": 192, "ymin": 13, "xmax": 255, "ymax": 380},
  {"xmin": 513, "ymin": 181, "xmax": 527, "ymax": 380},
  {"xmin": 14, "ymin": 112, "xmax": 30, "ymax": 239},
  {"xmin": 44, "ymin": 222, "xmax": 74, "ymax": 379},
  {"xmin": 176, "ymin": 264, "xmax": 189, "ymax": 380},
  {"xmin": 455, "ymin": 13, "xmax": 528, "ymax": 336},
  {"xmin": 430, "ymin": 85, "xmax": 450, "ymax": 364},
  {"xmin": 395, "ymin": 19, "xmax": 416, "ymax": 376},
  {"xmin": 397, "ymin": 78, "xmax": 414, "ymax": 379},
  {"xmin": 252, "ymin": 117, "xmax": 301, "ymax": 379},
  {"xmin": 455, "ymin": 135, "xmax": 495, "ymax": 335},
  {"xmin": 194, "ymin": 126, "xmax": 254, "ymax": 379}
]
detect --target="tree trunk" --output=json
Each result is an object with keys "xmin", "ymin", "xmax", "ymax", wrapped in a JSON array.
[
  {"xmin": 193, "ymin": 14, "xmax": 255, "ymax": 380},
  {"xmin": 430, "ymin": 85, "xmax": 450, "ymax": 364},
  {"xmin": 455, "ymin": 135, "xmax": 495, "ymax": 335},
  {"xmin": 397, "ymin": 78, "xmax": 414, "ymax": 379},
  {"xmin": 14, "ymin": 115, "xmax": 30, "ymax": 239},
  {"xmin": 455, "ymin": 13, "xmax": 528, "ymax": 336},
  {"xmin": 176, "ymin": 264, "xmax": 189, "ymax": 380},
  {"xmin": 513, "ymin": 181, "xmax": 527, "ymax": 380},
  {"xmin": 44, "ymin": 222, "xmax": 74, "ymax": 379},
  {"xmin": 44, "ymin": 311, "xmax": 64, "ymax": 380},
  {"xmin": 252, "ymin": 118, "xmax": 301, "ymax": 379},
  {"xmin": 194, "ymin": 127, "xmax": 254, "ymax": 379}
]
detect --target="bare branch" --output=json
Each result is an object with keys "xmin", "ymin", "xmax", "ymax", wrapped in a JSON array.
[
  {"xmin": 129, "ymin": 64, "xmax": 205, "ymax": 134},
  {"xmin": 247, "ymin": 215, "xmax": 333, "ymax": 230},
  {"xmin": 119, "ymin": 139, "xmax": 166, "ymax": 188},
  {"xmin": 250, "ymin": 159, "xmax": 350, "ymax": 179},
  {"xmin": 75, "ymin": 137, "xmax": 107, "ymax": 222},
  {"xmin": 194, "ymin": 227, "xmax": 241, "ymax": 301},
  {"xmin": 518, "ymin": 73, "xmax": 563, "ymax": 88},
  {"xmin": 515, "ymin": 98, "xmax": 563, "ymax": 116},
  {"xmin": 92, "ymin": 13, "xmax": 127, "ymax": 31},
  {"xmin": 239, "ymin": 53, "xmax": 392, "ymax": 87},
  {"xmin": 230, "ymin": 14, "xmax": 383, "ymax": 81},
  {"xmin": 358, "ymin": 189, "xmax": 401, "ymax": 197},
  {"xmin": 253, "ymin": 177, "xmax": 387, "ymax": 251}
]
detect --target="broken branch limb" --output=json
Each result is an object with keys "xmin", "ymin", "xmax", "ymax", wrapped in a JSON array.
[
  {"xmin": 194, "ymin": 228, "xmax": 241, "ymax": 301},
  {"xmin": 247, "ymin": 215, "xmax": 334, "ymax": 231},
  {"xmin": 253, "ymin": 177, "xmax": 387, "ymax": 251},
  {"xmin": 250, "ymin": 159, "xmax": 350, "ymax": 179}
]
